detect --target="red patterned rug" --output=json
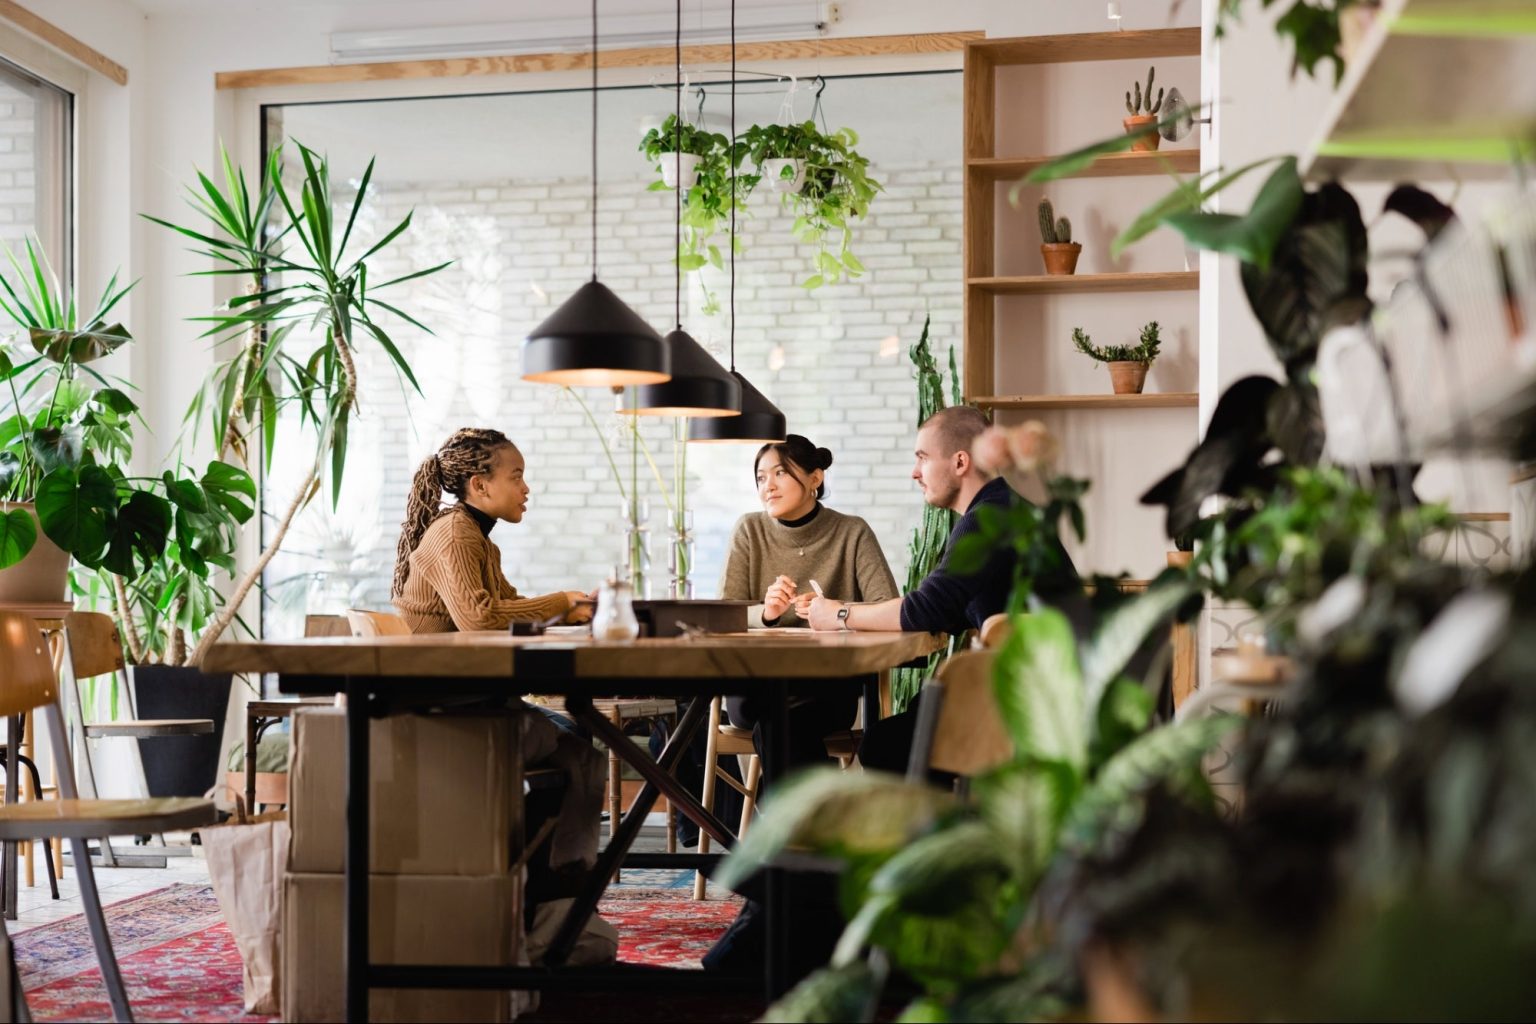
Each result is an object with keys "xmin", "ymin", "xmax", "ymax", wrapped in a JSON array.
[{"xmin": 10, "ymin": 884, "xmax": 742, "ymax": 1022}]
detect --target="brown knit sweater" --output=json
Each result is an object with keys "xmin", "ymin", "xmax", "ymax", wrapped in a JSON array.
[
  {"xmin": 393, "ymin": 507, "xmax": 572, "ymax": 633},
  {"xmin": 720, "ymin": 505, "xmax": 898, "ymax": 628}
]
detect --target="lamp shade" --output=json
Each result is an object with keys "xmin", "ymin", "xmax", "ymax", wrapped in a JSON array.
[
  {"xmin": 688, "ymin": 371, "xmax": 786, "ymax": 443},
  {"xmin": 620, "ymin": 329, "xmax": 742, "ymax": 417},
  {"xmin": 522, "ymin": 279, "xmax": 671, "ymax": 387}
]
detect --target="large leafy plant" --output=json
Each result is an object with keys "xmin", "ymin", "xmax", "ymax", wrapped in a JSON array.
[
  {"xmin": 0, "ymin": 240, "xmax": 253, "ymax": 593},
  {"xmin": 892, "ymin": 315, "xmax": 961, "ymax": 713},
  {"xmin": 137, "ymin": 142, "xmax": 446, "ymax": 666},
  {"xmin": 741, "ymin": 120, "xmax": 881, "ymax": 290},
  {"xmin": 718, "ymin": 585, "xmax": 1237, "ymax": 1022}
]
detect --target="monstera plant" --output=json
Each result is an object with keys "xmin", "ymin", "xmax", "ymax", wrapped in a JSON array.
[{"xmin": 0, "ymin": 239, "xmax": 252, "ymax": 600}]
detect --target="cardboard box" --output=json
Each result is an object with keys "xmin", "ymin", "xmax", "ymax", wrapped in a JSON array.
[
  {"xmin": 290, "ymin": 709, "xmax": 521, "ymax": 875},
  {"xmin": 283, "ymin": 872, "xmax": 522, "ymax": 1023}
]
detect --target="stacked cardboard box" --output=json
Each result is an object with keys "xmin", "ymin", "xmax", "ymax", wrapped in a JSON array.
[{"xmin": 283, "ymin": 708, "xmax": 524, "ymax": 1022}]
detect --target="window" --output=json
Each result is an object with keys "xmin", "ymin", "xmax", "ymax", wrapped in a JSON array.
[
  {"xmin": 259, "ymin": 71, "xmax": 961, "ymax": 634},
  {"xmin": 0, "ymin": 56, "xmax": 71, "ymax": 277}
]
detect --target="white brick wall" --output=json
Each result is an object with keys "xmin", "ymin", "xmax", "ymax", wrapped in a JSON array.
[
  {"xmin": 0, "ymin": 84, "xmax": 38, "ymax": 245},
  {"xmin": 263, "ymin": 164, "xmax": 962, "ymax": 634}
]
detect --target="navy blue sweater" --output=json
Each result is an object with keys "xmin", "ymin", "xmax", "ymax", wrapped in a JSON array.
[{"xmin": 899, "ymin": 477, "xmax": 1079, "ymax": 634}]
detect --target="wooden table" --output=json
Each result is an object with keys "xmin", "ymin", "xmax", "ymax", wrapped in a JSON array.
[{"xmin": 203, "ymin": 628, "xmax": 942, "ymax": 1017}]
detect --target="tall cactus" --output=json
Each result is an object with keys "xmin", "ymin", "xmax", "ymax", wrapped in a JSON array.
[
  {"xmin": 1127, "ymin": 65, "xmax": 1165, "ymax": 115},
  {"xmin": 1038, "ymin": 197, "xmax": 1059, "ymax": 244}
]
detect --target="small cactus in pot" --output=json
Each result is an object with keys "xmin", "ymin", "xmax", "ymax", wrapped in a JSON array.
[
  {"xmin": 1038, "ymin": 197, "xmax": 1082, "ymax": 276},
  {"xmin": 1123, "ymin": 65, "xmax": 1164, "ymax": 152}
]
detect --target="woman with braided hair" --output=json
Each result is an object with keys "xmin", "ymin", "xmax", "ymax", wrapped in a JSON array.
[
  {"xmin": 392, "ymin": 427, "xmax": 594, "ymax": 633},
  {"xmin": 391, "ymin": 428, "xmax": 610, "ymax": 939}
]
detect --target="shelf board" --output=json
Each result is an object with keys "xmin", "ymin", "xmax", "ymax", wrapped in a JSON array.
[
  {"xmin": 968, "ymin": 27, "xmax": 1200, "ymax": 66},
  {"xmin": 1304, "ymin": 0, "xmax": 1536, "ymax": 181},
  {"xmin": 974, "ymin": 393, "xmax": 1199, "ymax": 410},
  {"xmin": 969, "ymin": 271, "xmax": 1198, "ymax": 295},
  {"xmin": 970, "ymin": 148, "xmax": 1200, "ymax": 182}
]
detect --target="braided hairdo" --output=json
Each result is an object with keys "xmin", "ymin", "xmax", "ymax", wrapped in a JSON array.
[{"xmin": 392, "ymin": 427, "xmax": 515, "ymax": 598}]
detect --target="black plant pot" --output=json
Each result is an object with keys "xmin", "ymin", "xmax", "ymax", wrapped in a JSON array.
[{"xmin": 129, "ymin": 665, "xmax": 233, "ymax": 798}]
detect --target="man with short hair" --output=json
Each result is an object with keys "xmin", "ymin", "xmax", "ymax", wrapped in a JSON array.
[
  {"xmin": 806, "ymin": 405, "xmax": 1077, "ymax": 636},
  {"xmin": 806, "ymin": 406, "xmax": 1078, "ymax": 776}
]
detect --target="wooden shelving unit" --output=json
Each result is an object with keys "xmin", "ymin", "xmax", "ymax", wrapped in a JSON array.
[
  {"xmin": 967, "ymin": 149, "xmax": 1201, "ymax": 182},
  {"xmin": 1303, "ymin": 0, "xmax": 1536, "ymax": 181},
  {"xmin": 963, "ymin": 27, "xmax": 1203, "ymax": 401},
  {"xmin": 974, "ymin": 393, "xmax": 1198, "ymax": 411},
  {"xmin": 969, "ymin": 271, "xmax": 1198, "ymax": 295}
]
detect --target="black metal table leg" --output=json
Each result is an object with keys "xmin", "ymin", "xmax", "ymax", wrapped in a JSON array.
[
  {"xmin": 544, "ymin": 693, "xmax": 710, "ymax": 967},
  {"xmin": 764, "ymin": 683, "xmax": 793, "ymax": 1001},
  {"xmin": 345, "ymin": 678, "xmax": 370, "ymax": 1023}
]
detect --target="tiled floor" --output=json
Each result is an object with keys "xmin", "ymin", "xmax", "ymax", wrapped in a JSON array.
[{"xmin": 8, "ymin": 838, "xmax": 211, "ymax": 930}]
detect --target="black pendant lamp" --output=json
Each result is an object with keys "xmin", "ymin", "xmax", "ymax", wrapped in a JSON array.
[
  {"xmin": 523, "ymin": 0, "xmax": 670, "ymax": 388},
  {"xmin": 621, "ymin": 0, "xmax": 740, "ymax": 418},
  {"xmin": 688, "ymin": 0, "xmax": 786, "ymax": 444}
]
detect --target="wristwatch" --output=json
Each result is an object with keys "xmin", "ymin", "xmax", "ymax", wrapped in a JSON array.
[{"xmin": 837, "ymin": 606, "xmax": 851, "ymax": 631}]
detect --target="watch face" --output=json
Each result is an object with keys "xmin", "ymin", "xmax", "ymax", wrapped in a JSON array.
[{"xmin": 837, "ymin": 607, "xmax": 850, "ymax": 621}]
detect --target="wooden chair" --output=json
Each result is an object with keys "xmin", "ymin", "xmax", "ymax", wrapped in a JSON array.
[
  {"xmin": 345, "ymin": 608, "xmax": 411, "ymax": 637},
  {"xmin": 61, "ymin": 612, "xmax": 216, "ymax": 868},
  {"xmin": 695, "ymin": 696, "xmax": 762, "ymax": 900},
  {"xmin": 906, "ymin": 650, "xmax": 1013, "ymax": 782},
  {"xmin": 302, "ymin": 613, "xmax": 352, "ymax": 638},
  {"xmin": 0, "ymin": 609, "xmax": 216, "ymax": 1022}
]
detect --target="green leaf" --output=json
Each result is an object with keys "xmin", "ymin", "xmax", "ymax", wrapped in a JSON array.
[
  {"xmin": 201, "ymin": 461, "xmax": 256, "ymax": 522},
  {"xmin": 714, "ymin": 769, "xmax": 950, "ymax": 893},
  {"xmin": 1163, "ymin": 157, "xmax": 1303, "ymax": 271},
  {"xmin": 163, "ymin": 472, "xmax": 209, "ymax": 513},
  {"xmin": 974, "ymin": 759, "xmax": 1078, "ymax": 886},
  {"xmin": 102, "ymin": 490, "xmax": 173, "ymax": 578},
  {"xmin": 29, "ymin": 323, "xmax": 133, "ymax": 364},
  {"xmin": 842, "ymin": 250, "xmax": 866, "ymax": 275},
  {"xmin": 0, "ymin": 507, "xmax": 37, "ymax": 568},
  {"xmin": 1111, "ymin": 156, "xmax": 1286, "ymax": 260},
  {"xmin": 30, "ymin": 427, "xmax": 83, "ymax": 473},
  {"xmin": 35, "ymin": 465, "xmax": 116, "ymax": 565},
  {"xmin": 91, "ymin": 388, "xmax": 138, "ymax": 416},
  {"xmin": 762, "ymin": 962, "xmax": 884, "ymax": 1024},
  {"xmin": 801, "ymin": 274, "xmax": 826, "ymax": 290},
  {"xmin": 1018, "ymin": 129, "xmax": 1151, "ymax": 189},
  {"xmin": 1091, "ymin": 677, "xmax": 1156, "ymax": 770},
  {"xmin": 992, "ymin": 608, "xmax": 1086, "ymax": 770},
  {"xmin": 1071, "ymin": 715, "xmax": 1241, "ymax": 833},
  {"xmin": 1079, "ymin": 578, "xmax": 1197, "ymax": 721}
]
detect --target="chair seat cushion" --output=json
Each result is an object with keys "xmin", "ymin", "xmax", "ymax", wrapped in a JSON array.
[
  {"xmin": 85, "ymin": 719, "xmax": 215, "ymax": 738},
  {"xmin": 0, "ymin": 797, "xmax": 216, "ymax": 840}
]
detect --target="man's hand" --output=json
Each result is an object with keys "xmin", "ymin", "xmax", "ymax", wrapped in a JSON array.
[
  {"xmin": 763, "ymin": 575, "xmax": 797, "ymax": 621},
  {"xmin": 807, "ymin": 597, "xmax": 846, "ymax": 631}
]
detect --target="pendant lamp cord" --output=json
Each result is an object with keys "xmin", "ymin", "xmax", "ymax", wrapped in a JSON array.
[
  {"xmin": 728, "ymin": 0, "xmax": 736, "ymax": 372},
  {"xmin": 591, "ymin": 0, "xmax": 599, "ymax": 281},
  {"xmin": 674, "ymin": 0, "xmax": 682, "ymax": 330}
]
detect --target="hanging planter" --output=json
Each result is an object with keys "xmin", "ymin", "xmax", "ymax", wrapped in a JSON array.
[
  {"xmin": 741, "ymin": 120, "xmax": 882, "ymax": 291},
  {"xmin": 641, "ymin": 114, "xmax": 724, "ymax": 191},
  {"xmin": 661, "ymin": 152, "xmax": 702, "ymax": 190},
  {"xmin": 761, "ymin": 157, "xmax": 806, "ymax": 193}
]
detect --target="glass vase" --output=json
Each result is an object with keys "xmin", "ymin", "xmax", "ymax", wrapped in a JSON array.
[
  {"xmin": 669, "ymin": 509, "xmax": 695, "ymax": 600},
  {"xmin": 622, "ymin": 498, "xmax": 651, "ymax": 600}
]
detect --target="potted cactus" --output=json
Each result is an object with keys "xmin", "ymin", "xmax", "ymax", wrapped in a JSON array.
[
  {"xmin": 1124, "ymin": 66, "xmax": 1164, "ymax": 152},
  {"xmin": 1073, "ymin": 321, "xmax": 1162, "ymax": 395},
  {"xmin": 1038, "ymin": 197, "xmax": 1081, "ymax": 276}
]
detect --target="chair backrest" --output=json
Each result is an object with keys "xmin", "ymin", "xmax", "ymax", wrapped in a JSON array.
[
  {"xmin": 978, "ymin": 613, "xmax": 1012, "ymax": 649},
  {"xmin": 346, "ymin": 608, "xmax": 410, "ymax": 637},
  {"xmin": 908, "ymin": 650, "xmax": 1013, "ymax": 779},
  {"xmin": 0, "ymin": 610, "xmax": 58, "ymax": 717},
  {"xmin": 303, "ymin": 613, "xmax": 352, "ymax": 638},
  {"xmin": 63, "ymin": 611, "xmax": 126, "ymax": 679}
]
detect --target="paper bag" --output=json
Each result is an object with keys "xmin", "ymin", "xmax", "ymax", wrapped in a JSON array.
[{"xmin": 200, "ymin": 795, "xmax": 290, "ymax": 1015}]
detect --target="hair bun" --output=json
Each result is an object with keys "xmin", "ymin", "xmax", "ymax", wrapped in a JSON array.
[{"xmin": 815, "ymin": 446, "xmax": 834, "ymax": 471}]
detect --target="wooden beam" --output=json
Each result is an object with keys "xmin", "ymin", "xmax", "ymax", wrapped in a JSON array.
[
  {"xmin": 0, "ymin": 1, "xmax": 127, "ymax": 85},
  {"xmin": 215, "ymin": 31, "xmax": 982, "ymax": 90},
  {"xmin": 968, "ymin": 27, "xmax": 1201, "ymax": 66}
]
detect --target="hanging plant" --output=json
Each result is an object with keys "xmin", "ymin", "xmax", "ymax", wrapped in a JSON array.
[
  {"xmin": 742, "ymin": 120, "xmax": 881, "ymax": 291},
  {"xmin": 639, "ymin": 114, "xmax": 753, "ymax": 315}
]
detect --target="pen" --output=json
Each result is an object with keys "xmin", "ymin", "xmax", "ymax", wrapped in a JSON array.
[{"xmin": 809, "ymin": 580, "xmax": 824, "ymax": 597}]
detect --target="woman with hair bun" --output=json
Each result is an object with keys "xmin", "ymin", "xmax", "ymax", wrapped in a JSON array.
[{"xmin": 721, "ymin": 433, "xmax": 898, "ymax": 630}]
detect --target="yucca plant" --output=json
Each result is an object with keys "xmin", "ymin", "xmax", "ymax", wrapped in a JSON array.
[
  {"xmin": 139, "ymin": 141, "xmax": 447, "ymax": 666},
  {"xmin": 0, "ymin": 239, "xmax": 252, "ymax": 602}
]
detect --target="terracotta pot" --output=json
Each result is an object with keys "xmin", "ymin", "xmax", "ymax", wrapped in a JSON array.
[
  {"xmin": 0, "ymin": 502, "xmax": 70, "ymax": 603},
  {"xmin": 1040, "ymin": 242, "xmax": 1082, "ymax": 276},
  {"xmin": 1107, "ymin": 361, "xmax": 1149, "ymax": 395},
  {"xmin": 1123, "ymin": 114, "xmax": 1161, "ymax": 152},
  {"xmin": 1167, "ymin": 550, "xmax": 1193, "ymax": 570}
]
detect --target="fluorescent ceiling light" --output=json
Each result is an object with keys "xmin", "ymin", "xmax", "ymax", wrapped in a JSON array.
[{"xmin": 330, "ymin": 7, "xmax": 829, "ymax": 64}]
